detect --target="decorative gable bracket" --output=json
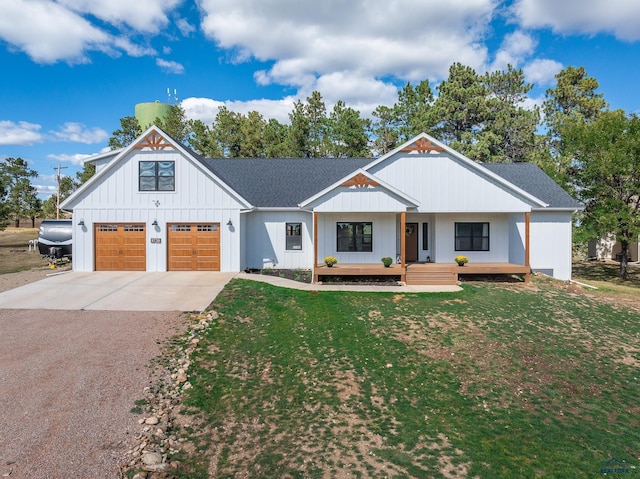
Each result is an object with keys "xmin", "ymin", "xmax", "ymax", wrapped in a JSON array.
[
  {"xmin": 134, "ymin": 130, "xmax": 174, "ymax": 150},
  {"xmin": 401, "ymin": 137, "xmax": 444, "ymax": 154},
  {"xmin": 341, "ymin": 172, "xmax": 379, "ymax": 188}
]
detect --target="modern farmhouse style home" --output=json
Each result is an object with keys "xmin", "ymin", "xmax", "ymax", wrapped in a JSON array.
[{"xmin": 61, "ymin": 126, "xmax": 582, "ymax": 285}]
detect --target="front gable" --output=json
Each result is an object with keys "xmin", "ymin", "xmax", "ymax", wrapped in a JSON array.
[
  {"xmin": 365, "ymin": 134, "xmax": 547, "ymax": 213},
  {"xmin": 300, "ymin": 169, "xmax": 419, "ymax": 213},
  {"xmin": 61, "ymin": 126, "xmax": 251, "ymax": 211}
]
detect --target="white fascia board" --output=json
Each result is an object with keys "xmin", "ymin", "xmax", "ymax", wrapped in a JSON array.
[
  {"xmin": 82, "ymin": 148, "xmax": 122, "ymax": 164},
  {"xmin": 364, "ymin": 132, "xmax": 548, "ymax": 208},
  {"xmin": 299, "ymin": 168, "xmax": 419, "ymax": 209},
  {"xmin": 532, "ymin": 206, "xmax": 584, "ymax": 212}
]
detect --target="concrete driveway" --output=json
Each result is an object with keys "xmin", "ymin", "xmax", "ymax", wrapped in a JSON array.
[{"xmin": 0, "ymin": 271, "xmax": 236, "ymax": 311}]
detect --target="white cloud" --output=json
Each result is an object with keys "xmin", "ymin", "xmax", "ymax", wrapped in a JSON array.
[
  {"xmin": 57, "ymin": 0, "xmax": 181, "ymax": 33},
  {"xmin": 33, "ymin": 184, "xmax": 58, "ymax": 196},
  {"xmin": 156, "ymin": 58, "xmax": 185, "ymax": 74},
  {"xmin": 489, "ymin": 30, "xmax": 537, "ymax": 72},
  {"xmin": 50, "ymin": 123, "xmax": 109, "ymax": 144},
  {"xmin": 181, "ymin": 96, "xmax": 294, "ymax": 124},
  {"xmin": 0, "ymin": 121, "xmax": 43, "ymax": 145},
  {"xmin": 523, "ymin": 58, "xmax": 563, "ymax": 86},
  {"xmin": 0, "ymin": 0, "xmax": 175, "ymax": 63},
  {"xmin": 182, "ymin": 97, "xmax": 232, "ymax": 124},
  {"xmin": 197, "ymin": 0, "xmax": 495, "ymax": 86},
  {"xmin": 46, "ymin": 153, "xmax": 95, "ymax": 166},
  {"xmin": 0, "ymin": 0, "xmax": 109, "ymax": 63},
  {"xmin": 512, "ymin": 0, "xmax": 640, "ymax": 41},
  {"xmin": 177, "ymin": 18, "xmax": 196, "ymax": 36}
]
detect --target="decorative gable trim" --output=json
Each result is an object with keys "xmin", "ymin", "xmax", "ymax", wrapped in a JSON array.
[
  {"xmin": 300, "ymin": 168, "xmax": 419, "ymax": 209},
  {"xmin": 133, "ymin": 130, "xmax": 174, "ymax": 150},
  {"xmin": 341, "ymin": 172, "xmax": 379, "ymax": 188},
  {"xmin": 401, "ymin": 137, "xmax": 445, "ymax": 154}
]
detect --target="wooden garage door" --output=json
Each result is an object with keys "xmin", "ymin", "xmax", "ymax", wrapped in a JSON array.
[
  {"xmin": 168, "ymin": 224, "xmax": 220, "ymax": 271},
  {"xmin": 95, "ymin": 224, "xmax": 146, "ymax": 271}
]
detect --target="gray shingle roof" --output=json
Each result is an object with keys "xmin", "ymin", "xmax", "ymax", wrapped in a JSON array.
[
  {"xmin": 483, "ymin": 163, "xmax": 583, "ymax": 209},
  {"xmin": 198, "ymin": 156, "xmax": 581, "ymax": 210},
  {"xmin": 200, "ymin": 158, "xmax": 371, "ymax": 207}
]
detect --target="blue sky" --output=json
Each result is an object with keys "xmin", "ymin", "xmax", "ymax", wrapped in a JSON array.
[{"xmin": 1, "ymin": 0, "xmax": 640, "ymax": 199}]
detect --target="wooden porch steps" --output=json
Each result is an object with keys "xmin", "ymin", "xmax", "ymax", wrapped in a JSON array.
[{"xmin": 405, "ymin": 269, "xmax": 457, "ymax": 286}]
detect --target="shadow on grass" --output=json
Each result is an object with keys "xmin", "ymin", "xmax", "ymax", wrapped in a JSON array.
[{"xmin": 573, "ymin": 261, "xmax": 640, "ymax": 288}]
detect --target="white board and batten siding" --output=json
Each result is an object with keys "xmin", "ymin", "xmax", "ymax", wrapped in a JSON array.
[
  {"xmin": 432, "ymin": 213, "xmax": 511, "ymax": 264},
  {"xmin": 244, "ymin": 211, "xmax": 314, "ymax": 270},
  {"xmin": 506, "ymin": 211, "xmax": 574, "ymax": 280},
  {"xmin": 311, "ymin": 187, "xmax": 411, "ymax": 213},
  {"xmin": 370, "ymin": 154, "xmax": 532, "ymax": 213},
  {"xmin": 69, "ymin": 149, "xmax": 244, "ymax": 272},
  {"xmin": 317, "ymin": 213, "xmax": 396, "ymax": 264},
  {"xmin": 528, "ymin": 211, "xmax": 573, "ymax": 280}
]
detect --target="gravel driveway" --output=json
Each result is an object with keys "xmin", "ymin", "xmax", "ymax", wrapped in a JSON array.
[{"xmin": 0, "ymin": 308, "xmax": 187, "ymax": 478}]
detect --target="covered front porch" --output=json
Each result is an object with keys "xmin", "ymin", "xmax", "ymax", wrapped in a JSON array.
[{"xmin": 312, "ymin": 210, "xmax": 532, "ymax": 285}]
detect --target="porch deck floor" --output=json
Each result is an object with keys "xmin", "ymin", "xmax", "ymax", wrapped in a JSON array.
[{"xmin": 314, "ymin": 262, "xmax": 530, "ymax": 285}]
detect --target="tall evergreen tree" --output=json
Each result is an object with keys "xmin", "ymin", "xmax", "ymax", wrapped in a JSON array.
[
  {"xmin": 212, "ymin": 106, "xmax": 244, "ymax": 157},
  {"xmin": 327, "ymin": 101, "xmax": 370, "ymax": 158},
  {"xmin": 0, "ymin": 157, "xmax": 39, "ymax": 227},
  {"xmin": 109, "ymin": 116, "xmax": 142, "ymax": 150},
  {"xmin": 482, "ymin": 65, "xmax": 539, "ymax": 163},
  {"xmin": 287, "ymin": 99, "xmax": 312, "ymax": 157},
  {"xmin": 540, "ymin": 66, "xmax": 607, "ymax": 191},
  {"xmin": 370, "ymin": 105, "xmax": 400, "ymax": 155},
  {"xmin": 189, "ymin": 119, "xmax": 221, "ymax": 157},
  {"xmin": 433, "ymin": 63, "xmax": 488, "ymax": 159},
  {"xmin": 394, "ymin": 80, "xmax": 436, "ymax": 142},
  {"xmin": 154, "ymin": 104, "xmax": 191, "ymax": 144},
  {"xmin": 239, "ymin": 111, "xmax": 266, "ymax": 157},
  {"xmin": 263, "ymin": 119, "xmax": 290, "ymax": 157},
  {"xmin": 306, "ymin": 91, "xmax": 329, "ymax": 157}
]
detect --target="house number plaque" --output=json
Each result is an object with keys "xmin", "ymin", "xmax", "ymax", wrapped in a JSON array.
[{"xmin": 150, "ymin": 238, "xmax": 161, "ymax": 244}]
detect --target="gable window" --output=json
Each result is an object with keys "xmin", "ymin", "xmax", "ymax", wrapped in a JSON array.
[
  {"xmin": 455, "ymin": 222, "xmax": 489, "ymax": 251},
  {"xmin": 139, "ymin": 161, "xmax": 175, "ymax": 191},
  {"xmin": 337, "ymin": 222, "xmax": 372, "ymax": 252},
  {"xmin": 422, "ymin": 223, "xmax": 429, "ymax": 250},
  {"xmin": 286, "ymin": 223, "xmax": 302, "ymax": 250}
]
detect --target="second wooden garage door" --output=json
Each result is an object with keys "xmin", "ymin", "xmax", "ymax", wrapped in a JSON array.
[{"xmin": 168, "ymin": 224, "xmax": 220, "ymax": 271}]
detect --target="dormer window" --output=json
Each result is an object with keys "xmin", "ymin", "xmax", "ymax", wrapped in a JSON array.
[{"xmin": 139, "ymin": 161, "xmax": 175, "ymax": 191}]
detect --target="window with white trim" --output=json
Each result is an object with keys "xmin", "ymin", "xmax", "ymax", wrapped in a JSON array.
[{"xmin": 286, "ymin": 223, "xmax": 302, "ymax": 250}]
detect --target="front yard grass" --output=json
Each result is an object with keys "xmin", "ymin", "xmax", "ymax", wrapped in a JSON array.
[{"xmin": 174, "ymin": 276, "xmax": 640, "ymax": 478}]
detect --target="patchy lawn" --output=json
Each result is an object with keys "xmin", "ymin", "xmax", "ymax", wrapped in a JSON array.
[
  {"xmin": 0, "ymin": 228, "xmax": 46, "ymax": 274},
  {"xmin": 171, "ymin": 276, "xmax": 640, "ymax": 478}
]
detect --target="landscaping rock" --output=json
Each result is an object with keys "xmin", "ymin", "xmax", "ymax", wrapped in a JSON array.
[{"xmin": 141, "ymin": 452, "xmax": 162, "ymax": 465}]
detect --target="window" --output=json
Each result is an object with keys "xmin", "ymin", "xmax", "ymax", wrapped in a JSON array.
[
  {"xmin": 337, "ymin": 222, "xmax": 372, "ymax": 252},
  {"xmin": 286, "ymin": 223, "xmax": 302, "ymax": 250},
  {"xmin": 422, "ymin": 223, "xmax": 429, "ymax": 250},
  {"xmin": 455, "ymin": 222, "xmax": 489, "ymax": 251},
  {"xmin": 139, "ymin": 161, "xmax": 175, "ymax": 191}
]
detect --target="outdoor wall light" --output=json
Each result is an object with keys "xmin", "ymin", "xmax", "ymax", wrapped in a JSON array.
[
  {"xmin": 227, "ymin": 219, "xmax": 233, "ymax": 226},
  {"xmin": 78, "ymin": 219, "xmax": 85, "ymax": 226},
  {"xmin": 152, "ymin": 219, "xmax": 158, "ymax": 226}
]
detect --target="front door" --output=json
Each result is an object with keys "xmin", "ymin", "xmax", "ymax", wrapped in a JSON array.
[{"xmin": 405, "ymin": 223, "xmax": 418, "ymax": 262}]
